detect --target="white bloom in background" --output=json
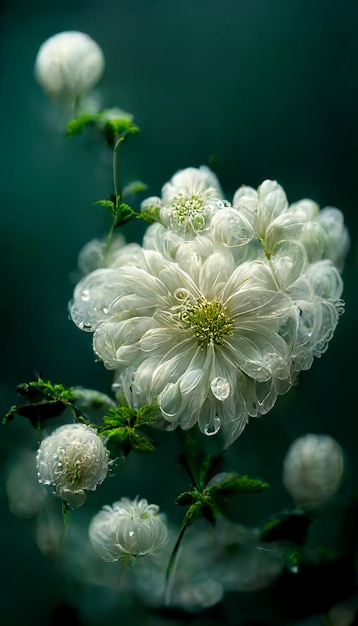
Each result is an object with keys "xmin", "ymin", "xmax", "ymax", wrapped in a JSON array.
[
  {"xmin": 6, "ymin": 451, "xmax": 47, "ymax": 518},
  {"xmin": 89, "ymin": 497, "xmax": 168, "ymax": 561},
  {"xmin": 283, "ymin": 433, "xmax": 344, "ymax": 509},
  {"xmin": 34, "ymin": 31, "xmax": 105, "ymax": 105},
  {"xmin": 36, "ymin": 423, "xmax": 109, "ymax": 508},
  {"xmin": 146, "ymin": 166, "xmax": 227, "ymax": 237}
]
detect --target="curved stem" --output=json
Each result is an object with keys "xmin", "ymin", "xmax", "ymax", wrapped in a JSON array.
[
  {"xmin": 165, "ymin": 517, "xmax": 190, "ymax": 606},
  {"xmin": 113, "ymin": 135, "xmax": 126, "ymax": 203}
]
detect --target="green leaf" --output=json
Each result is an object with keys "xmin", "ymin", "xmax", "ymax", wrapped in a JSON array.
[
  {"xmin": 135, "ymin": 404, "xmax": 159, "ymax": 426},
  {"xmin": 261, "ymin": 510, "xmax": 314, "ymax": 545},
  {"xmin": 66, "ymin": 113, "xmax": 99, "ymax": 137},
  {"xmin": 3, "ymin": 377, "xmax": 78, "ymax": 427},
  {"xmin": 93, "ymin": 199, "xmax": 116, "ymax": 215},
  {"xmin": 102, "ymin": 406, "xmax": 135, "ymax": 428},
  {"xmin": 183, "ymin": 502, "xmax": 204, "ymax": 526},
  {"xmin": 114, "ymin": 203, "xmax": 138, "ymax": 227},
  {"xmin": 175, "ymin": 490, "xmax": 198, "ymax": 506},
  {"xmin": 206, "ymin": 474, "xmax": 269, "ymax": 503},
  {"xmin": 105, "ymin": 119, "xmax": 140, "ymax": 147},
  {"xmin": 130, "ymin": 433, "xmax": 155, "ymax": 453}
]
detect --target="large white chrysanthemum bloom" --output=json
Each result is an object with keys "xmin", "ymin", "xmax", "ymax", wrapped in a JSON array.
[
  {"xmin": 36, "ymin": 423, "xmax": 109, "ymax": 508},
  {"xmin": 34, "ymin": 31, "xmax": 105, "ymax": 105},
  {"xmin": 141, "ymin": 166, "xmax": 227, "ymax": 237},
  {"xmin": 283, "ymin": 434, "xmax": 344, "ymax": 509},
  {"xmin": 89, "ymin": 497, "xmax": 168, "ymax": 560},
  {"xmin": 71, "ymin": 246, "xmax": 293, "ymax": 446}
]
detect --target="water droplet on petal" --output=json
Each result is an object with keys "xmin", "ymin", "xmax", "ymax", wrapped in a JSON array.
[
  {"xmin": 81, "ymin": 289, "xmax": 90, "ymax": 302},
  {"xmin": 102, "ymin": 307, "xmax": 109, "ymax": 314},
  {"xmin": 204, "ymin": 417, "xmax": 221, "ymax": 436},
  {"xmin": 210, "ymin": 377, "xmax": 230, "ymax": 401}
]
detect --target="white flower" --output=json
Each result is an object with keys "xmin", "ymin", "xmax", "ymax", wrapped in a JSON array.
[
  {"xmin": 232, "ymin": 180, "xmax": 349, "ymax": 268},
  {"xmin": 36, "ymin": 423, "xmax": 109, "ymax": 508},
  {"xmin": 34, "ymin": 31, "xmax": 105, "ymax": 105},
  {"xmin": 283, "ymin": 433, "xmax": 344, "ymax": 509},
  {"xmin": 89, "ymin": 497, "xmax": 168, "ymax": 560},
  {"xmin": 143, "ymin": 166, "xmax": 227, "ymax": 237},
  {"xmin": 77, "ymin": 233, "xmax": 126, "ymax": 276},
  {"xmin": 71, "ymin": 245, "xmax": 293, "ymax": 446}
]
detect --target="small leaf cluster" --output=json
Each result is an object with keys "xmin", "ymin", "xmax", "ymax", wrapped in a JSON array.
[
  {"xmin": 175, "ymin": 435, "xmax": 269, "ymax": 528},
  {"xmin": 94, "ymin": 195, "xmax": 137, "ymax": 228},
  {"xmin": 66, "ymin": 111, "xmax": 139, "ymax": 146},
  {"xmin": 3, "ymin": 376, "xmax": 82, "ymax": 428},
  {"xmin": 99, "ymin": 404, "xmax": 159, "ymax": 456}
]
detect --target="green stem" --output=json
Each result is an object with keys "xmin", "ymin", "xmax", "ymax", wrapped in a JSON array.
[
  {"xmin": 165, "ymin": 517, "xmax": 191, "ymax": 606},
  {"xmin": 105, "ymin": 134, "xmax": 126, "ymax": 253},
  {"xmin": 113, "ymin": 135, "xmax": 126, "ymax": 203}
]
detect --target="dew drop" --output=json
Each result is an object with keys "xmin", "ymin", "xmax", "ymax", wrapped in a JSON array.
[
  {"xmin": 204, "ymin": 417, "xmax": 221, "ymax": 436},
  {"xmin": 102, "ymin": 306, "xmax": 109, "ymax": 315},
  {"xmin": 81, "ymin": 289, "xmax": 90, "ymax": 302},
  {"xmin": 210, "ymin": 377, "xmax": 230, "ymax": 401}
]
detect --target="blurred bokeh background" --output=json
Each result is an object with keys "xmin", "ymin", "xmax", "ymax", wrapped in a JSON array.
[{"xmin": 1, "ymin": 0, "xmax": 358, "ymax": 624}]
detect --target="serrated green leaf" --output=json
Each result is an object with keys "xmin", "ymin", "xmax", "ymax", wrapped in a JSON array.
[
  {"xmin": 93, "ymin": 199, "xmax": 115, "ymax": 215},
  {"xmin": 206, "ymin": 474, "xmax": 269, "ymax": 500},
  {"xmin": 135, "ymin": 404, "xmax": 159, "ymax": 426},
  {"xmin": 105, "ymin": 426, "xmax": 130, "ymax": 444},
  {"xmin": 114, "ymin": 203, "xmax": 137, "ymax": 227},
  {"xmin": 102, "ymin": 405, "xmax": 136, "ymax": 428}
]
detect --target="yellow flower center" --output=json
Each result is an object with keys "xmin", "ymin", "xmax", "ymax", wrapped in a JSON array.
[
  {"xmin": 181, "ymin": 297, "xmax": 233, "ymax": 347},
  {"xmin": 171, "ymin": 193, "xmax": 204, "ymax": 224}
]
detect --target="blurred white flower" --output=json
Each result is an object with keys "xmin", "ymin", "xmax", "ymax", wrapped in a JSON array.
[
  {"xmin": 89, "ymin": 497, "xmax": 168, "ymax": 560},
  {"xmin": 34, "ymin": 31, "xmax": 105, "ymax": 105},
  {"xmin": 36, "ymin": 423, "xmax": 109, "ymax": 508},
  {"xmin": 6, "ymin": 451, "xmax": 47, "ymax": 518},
  {"xmin": 76, "ymin": 233, "xmax": 126, "ymax": 276},
  {"xmin": 283, "ymin": 433, "xmax": 344, "ymax": 509}
]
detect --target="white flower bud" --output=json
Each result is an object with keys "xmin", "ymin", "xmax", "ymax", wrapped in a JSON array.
[
  {"xmin": 36, "ymin": 423, "xmax": 109, "ymax": 508},
  {"xmin": 34, "ymin": 31, "xmax": 105, "ymax": 105},
  {"xmin": 283, "ymin": 434, "xmax": 344, "ymax": 509},
  {"xmin": 89, "ymin": 497, "xmax": 168, "ymax": 561}
]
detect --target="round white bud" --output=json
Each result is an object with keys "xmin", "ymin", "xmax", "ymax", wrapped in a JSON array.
[
  {"xmin": 34, "ymin": 31, "xmax": 105, "ymax": 104},
  {"xmin": 283, "ymin": 433, "xmax": 344, "ymax": 509},
  {"xmin": 36, "ymin": 423, "xmax": 109, "ymax": 508},
  {"xmin": 89, "ymin": 497, "xmax": 168, "ymax": 561}
]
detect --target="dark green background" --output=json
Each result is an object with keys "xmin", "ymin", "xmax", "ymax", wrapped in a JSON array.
[{"xmin": 1, "ymin": 1, "xmax": 358, "ymax": 624}]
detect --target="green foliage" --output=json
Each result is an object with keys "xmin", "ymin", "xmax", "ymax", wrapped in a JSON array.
[
  {"xmin": 66, "ymin": 113, "xmax": 99, "ymax": 137},
  {"xmin": 94, "ymin": 197, "xmax": 137, "ymax": 228},
  {"xmin": 66, "ymin": 112, "xmax": 139, "ymax": 145},
  {"xmin": 104, "ymin": 119, "xmax": 140, "ymax": 147},
  {"xmin": 3, "ymin": 376, "xmax": 84, "ymax": 428},
  {"xmin": 100, "ymin": 404, "xmax": 158, "ymax": 456}
]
